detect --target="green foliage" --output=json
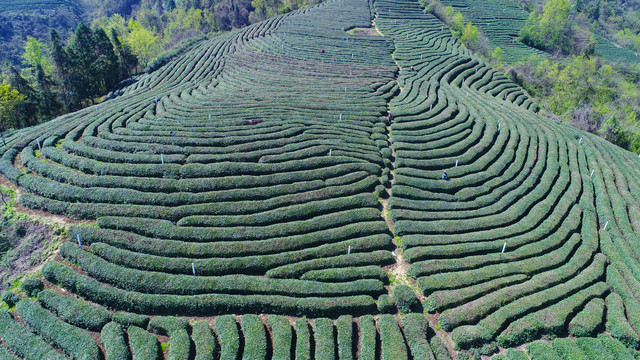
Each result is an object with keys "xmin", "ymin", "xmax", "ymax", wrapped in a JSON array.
[
  {"xmin": 267, "ymin": 315, "xmax": 292, "ymax": 360},
  {"xmin": 401, "ymin": 313, "xmax": 435, "ymax": 360},
  {"xmin": 605, "ymin": 292, "xmax": 640, "ymax": 349},
  {"xmin": 20, "ymin": 277, "xmax": 43, "ymax": 297},
  {"xmin": 526, "ymin": 341, "xmax": 562, "ymax": 360},
  {"xmin": 16, "ymin": 299, "xmax": 101, "ymax": 360},
  {"xmin": 128, "ymin": 326, "xmax": 161, "ymax": 360},
  {"xmin": 314, "ymin": 318, "xmax": 336, "ymax": 360},
  {"xmin": 241, "ymin": 314, "xmax": 268, "ymax": 360},
  {"xmin": 568, "ymin": 298, "xmax": 605, "ymax": 337},
  {"xmin": 192, "ymin": 321, "xmax": 218, "ymax": 360},
  {"xmin": 214, "ymin": 315, "xmax": 240, "ymax": 360},
  {"xmin": 379, "ymin": 314, "xmax": 408, "ymax": 360},
  {"xmin": 37, "ymin": 289, "xmax": 111, "ymax": 331},
  {"xmin": 294, "ymin": 318, "xmax": 312, "ymax": 360},
  {"xmin": 0, "ymin": 309, "xmax": 65, "ymax": 360},
  {"xmin": 393, "ymin": 285, "xmax": 420, "ymax": 313},
  {"xmin": 336, "ymin": 315, "xmax": 354, "ymax": 360},
  {"xmin": 101, "ymin": 322, "xmax": 131, "ymax": 360},
  {"xmin": 377, "ymin": 294, "xmax": 396, "ymax": 314},
  {"xmin": 1, "ymin": 291, "xmax": 19, "ymax": 307}
]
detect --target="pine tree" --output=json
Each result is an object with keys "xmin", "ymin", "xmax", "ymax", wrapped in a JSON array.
[
  {"xmin": 50, "ymin": 29, "xmax": 72, "ymax": 110},
  {"xmin": 68, "ymin": 22, "xmax": 99, "ymax": 104},
  {"xmin": 94, "ymin": 28, "xmax": 121, "ymax": 91}
]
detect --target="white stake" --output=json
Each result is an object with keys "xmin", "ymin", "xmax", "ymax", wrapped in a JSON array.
[
  {"xmin": 579, "ymin": 138, "xmax": 582, "ymax": 143},
  {"xmin": 209, "ymin": 114, "xmax": 212, "ymax": 120},
  {"xmin": 340, "ymin": 114, "xmax": 342, "ymax": 120},
  {"xmin": 456, "ymin": 159, "xmax": 458, "ymax": 167},
  {"xmin": 36, "ymin": 139, "xmax": 41, "ymax": 151},
  {"xmin": 345, "ymin": 87, "xmax": 347, "ymax": 93},
  {"xmin": 329, "ymin": 149, "xmax": 332, "ymax": 156},
  {"xmin": 161, "ymin": 154, "xmax": 164, "ymax": 164},
  {"xmin": 590, "ymin": 170, "xmax": 594, "ymax": 178},
  {"xmin": 242, "ymin": 88, "xmax": 245, "ymax": 92},
  {"xmin": 429, "ymin": 104, "xmax": 432, "ymax": 111},
  {"xmin": 192, "ymin": 263, "xmax": 196, "ymax": 276},
  {"xmin": 155, "ymin": 96, "xmax": 157, "ymax": 103},
  {"xmin": 502, "ymin": 242, "xmax": 506, "ymax": 253},
  {"xmin": 77, "ymin": 234, "xmax": 81, "ymax": 246},
  {"xmin": 348, "ymin": 245, "xmax": 351, "ymax": 254},
  {"xmin": 604, "ymin": 221, "xmax": 609, "ymax": 230}
]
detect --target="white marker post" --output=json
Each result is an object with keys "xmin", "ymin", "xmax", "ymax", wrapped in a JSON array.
[
  {"xmin": 590, "ymin": 170, "xmax": 594, "ymax": 178},
  {"xmin": 77, "ymin": 234, "xmax": 82, "ymax": 246},
  {"xmin": 345, "ymin": 87, "xmax": 347, "ymax": 93},
  {"xmin": 340, "ymin": 114, "xmax": 342, "ymax": 120},
  {"xmin": 579, "ymin": 138, "xmax": 582, "ymax": 144},
  {"xmin": 329, "ymin": 149, "xmax": 332, "ymax": 156},
  {"xmin": 36, "ymin": 139, "xmax": 41, "ymax": 151},
  {"xmin": 209, "ymin": 114, "xmax": 212, "ymax": 120},
  {"xmin": 161, "ymin": 154, "xmax": 164, "ymax": 164},
  {"xmin": 348, "ymin": 245, "xmax": 351, "ymax": 254},
  {"xmin": 192, "ymin": 263, "xmax": 196, "ymax": 276},
  {"xmin": 604, "ymin": 221, "xmax": 609, "ymax": 230},
  {"xmin": 456, "ymin": 159, "xmax": 458, "ymax": 167},
  {"xmin": 155, "ymin": 96, "xmax": 157, "ymax": 104},
  {"xmin": 502, "ymin": 242, "xmax": 506, "ymax": 253}
]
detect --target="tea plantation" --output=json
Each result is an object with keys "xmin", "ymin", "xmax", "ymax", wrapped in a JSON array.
[{"xmin": 2, "ymin": 0, "xmax": 640, "ymax": 358}]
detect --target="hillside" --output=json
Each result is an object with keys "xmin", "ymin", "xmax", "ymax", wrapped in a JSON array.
[{"xmin": 2, "ymin": 0, "xmax": 640, "ymax": 359}]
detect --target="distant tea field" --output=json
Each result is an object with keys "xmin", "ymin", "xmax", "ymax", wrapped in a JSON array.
[{"xmin": 1, "ymin": 0, "xmax": 640, "ymax": 358}]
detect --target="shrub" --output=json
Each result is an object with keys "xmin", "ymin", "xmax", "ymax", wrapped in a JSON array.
[
  {"xmin": 1, "ymin": 291, "xmax": 19, "ymax": 307},
  {"xmin": 241, "ymin": 315, "xmax": 268, "ymax": 360},
  {"xmin": 148, "ymin": 316, "xmax": 190, "ymax": 360},
  {"xmin": 379, "ymin": 314, "xmax": 408, "ymax": 360},
  {"xmin": 267, "ymin": 315, "xmax": 293, "ymax": 360},
  {"xmin": 377, "ymin": 294, "xmax": 396, "ymax": 314},
  {"xmin": 101, "ymin": 322, "xmax": 131, "ymax": 360},
  {"xmin": 605, "ymin": 292, "xmax": 639, "ymax": 349},
  {"xmin": 393, "ymin": 285, "xmax": 420, "ymax": 313},
  {"xmin": 112, "ymin": 311, "xmax": 149, "ymax": 328},
  {"xmin": 0, "ymin": 310, "xmax": 65, "ymax": 360},
  {"xmin": 37, "ymin": 289, "xmax": 111, "ymax": 331},
  {"xmin": 358, "ymin": 315, "xmax": 377, "ymax": 360},
  {"xmin": 314, "ymin": 318, "xmax": 336, "ymax": 360},
  {"xmin": 20, "ymin": 277, "xmax": 43, "ymax": 297},
  {"xmin": 551, "ymin": 338, "xmax": 587, "ymax": 360},
  {"xmin": 192, "ymin": 321, "xmax": 218, "ymax": 360},
  {"xmin": 215, "ymin": 315, "xmax": 240, "ymax": 360},
  {"xmin": 526, "ymin": 341, "xmax": 562, "ymax": 360},
  {"xmin": 576, "ymin": 337, "xmax": 616, "ymax": 360},
  {"xmin": 16, "ymin": 299, "xmax": 101, "ymax": 360},
  {"xmin": 294, "ymin": 318, "xmax": 311, "ymax": 360},
  {"xmin": 401, "ymin": 313, "xmax": 435, "ymax": 360},
  {"xmin": 569, "ymin": 298, "xmax": 605, "ymax": 337},
  {"xmin": 597, "ymin": 334, "xmax": 638, "ymax": 359},
  {"xmin": 336, "ymin": 315, "xmax": 354, "ymax": 360},
  {"xmin": 128, "ymin": 326, "xmax": 161, "ymax": 360},
  {"xmin": 429, "ymin": 334, "xmax": 452, "ymax": 360},
  {"xmin": 301, "ymin": 266, "xmax": 389, "ymax": 283}
]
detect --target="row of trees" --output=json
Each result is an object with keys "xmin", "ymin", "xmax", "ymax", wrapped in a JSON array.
[{"xmin": 1, "ymin": 23, "xmax": 138, "ymax": 130}]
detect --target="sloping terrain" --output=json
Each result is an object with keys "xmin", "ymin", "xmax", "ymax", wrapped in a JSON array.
[{"xmin": 2, "ymin": 0, "xmax": 640, "ymax": 358}]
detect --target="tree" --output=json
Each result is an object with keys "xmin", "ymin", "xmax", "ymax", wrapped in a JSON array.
[
  {"xmin": 94, "ymin": 28, "xmax": 121, "ymax": 90},
  {"xmin": 111, "ymin": 28, "xmax": 138, "ymax": 77},
  {"xmin": 50, "ymin": 29, "xmax": 73, "ymax": 110},
  {"xmin": 165, "ymin": 0, "xmax": 177, "ymax": 11},
  {"xmin": 124, "ymin": 19, "xmax": 162, "ymax": 67},
  {"xmin": 539, "ymin": 0, "xmax": 570, "ymax": 44},
  {"xmin": 0, "ymin": 83, "xmax": 26, "ymax": 129},
  {"xmin": 68, "ymin": 22, "xmax": 100, "ymax": 104},
  {"xmin": 22, "ymin": 36, "xmax": 53, "ymax": 76}
]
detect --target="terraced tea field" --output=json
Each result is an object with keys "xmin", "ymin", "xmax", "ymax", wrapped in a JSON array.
[{"xmin": 2, "ymin": 0, "xmax": 640, "ymax": 358}]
